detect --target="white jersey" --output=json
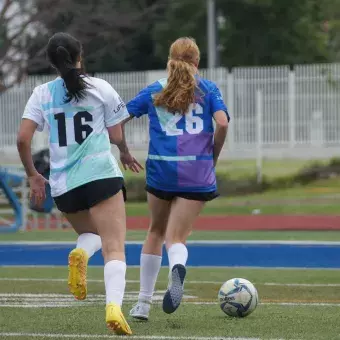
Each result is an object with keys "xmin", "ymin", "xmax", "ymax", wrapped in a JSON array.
[{"xmin": 22, "ymin": 76, "xmax": 129, "ymax": 197}]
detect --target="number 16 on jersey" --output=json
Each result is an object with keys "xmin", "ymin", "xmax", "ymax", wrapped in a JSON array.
[{"xmin": 54, "ymin": 111, "xmax": 93, "ymax": 147}]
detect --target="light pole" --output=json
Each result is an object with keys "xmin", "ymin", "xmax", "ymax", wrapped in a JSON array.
[{"xmin": 207, "ymin": 0, "xmax": 217, "ymax": 69}]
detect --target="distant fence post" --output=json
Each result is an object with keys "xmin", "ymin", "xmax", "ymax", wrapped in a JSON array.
[
  {"xmin": 311, "ymin": 110, "xmax": 323, "ymax": 147},
  {"xmin": 256, "ymin": 89, "xmax": 263, "ymax": 184},
  {"xmin": 227, "ymin": 69, "xmax": 234, "ymax": 151},
  {"xmin": 288, "ymin": 70, "xmax": 296, "ymax": 148}
]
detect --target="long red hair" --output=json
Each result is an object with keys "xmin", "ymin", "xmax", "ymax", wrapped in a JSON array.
[{"xmin": 154, "ymin": 37, "xmax": 200, "ymax": 115}]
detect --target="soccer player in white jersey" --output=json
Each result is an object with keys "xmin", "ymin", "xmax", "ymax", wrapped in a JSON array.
[
  {"xmin": 17, "ymin": 32, "xmax": 140, "ymax": 335},
  {"xmin": 117, "ymin": 37, "xmax": 229, "ymax": 320}
]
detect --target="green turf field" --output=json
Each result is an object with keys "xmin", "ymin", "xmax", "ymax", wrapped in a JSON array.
[
  {"xmin": 123, "ymin": 158, "xmax": 330, "ymax": 180},
  {"xmin": 121, "ymin": 176, "xmax": 340, "ymax": 216},
  {"xmin": 1, "ymin": 165, "xmax": 340, "ymax": 218},
  {"xmin": 2, "ymin": 229, "xmax": 340, "ymax": 242},
  {"xmin": 0, "ymin": 266, "xmax": 339, "ymax": 340}
]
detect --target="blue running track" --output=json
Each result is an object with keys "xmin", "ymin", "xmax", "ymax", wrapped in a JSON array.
[{"xmin": 1, "ymin": 241, "xmax": 340, "ymax": 268}]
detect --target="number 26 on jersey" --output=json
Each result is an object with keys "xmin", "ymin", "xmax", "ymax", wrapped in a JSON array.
[{"xmin": 164, "ymin": 104, "xmax": 204, "ymax": 136}]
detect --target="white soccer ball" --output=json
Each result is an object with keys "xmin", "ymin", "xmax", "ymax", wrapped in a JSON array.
[{"xmin": 218, "ymin": 278, "xmax": 258, "ymax": 317}]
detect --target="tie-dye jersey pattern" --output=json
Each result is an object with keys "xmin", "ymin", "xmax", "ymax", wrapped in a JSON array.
[
  {"xmin": 127, "ymin": 77, "xmax": 230, "ymax": 192},
  {"xmin": 22, "ymin": 77, "xmax": 129, "ymax": 197}
]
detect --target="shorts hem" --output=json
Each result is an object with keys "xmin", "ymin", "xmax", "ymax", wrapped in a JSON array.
[
  {"xmin": 52, "ymin": 175, "xmax": 123, "ymax": 198},
  {"xmin": 54, "ymin": 178, "xmax": 126, "ymax": 214},
  {"xmin": 146, "ymin": 185, "xmax": 219, "ymax": 202}
]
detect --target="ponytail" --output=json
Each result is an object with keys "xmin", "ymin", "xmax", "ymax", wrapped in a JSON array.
[
  {"xmin": 154, "ymin": 59, "xmax": 197, "ymax": 115},
  {"xmin": 55, "ymin": 46, "xmax": 88, "ymax": 103},
  {"xmin": 47, "ymin": 33, "xmax": 90, "ymax": 103}
]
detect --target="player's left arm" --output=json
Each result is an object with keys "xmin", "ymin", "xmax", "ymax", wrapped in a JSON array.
[
  {"xmin": 115, "ymin": 115, "xmax": 134, "ymax": 154},
  {"xmin": 210, "ymin": 83, "xmax": 230, "ymax": 166},
  {"xmin": 114, "ymin": 87, "xmax": 150, "ymax": 171},
  {"xmin": 213, "ymin": 111, "xmax": 228, "ymax": 166},
  {"xmin": 103, "ymin": 86, "xmax": 129, "ymax": 145}
]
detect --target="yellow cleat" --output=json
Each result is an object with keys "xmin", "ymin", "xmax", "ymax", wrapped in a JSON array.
[
  {"xmin": 68, "ymin": 248, "xmax": 88, "ymax": 300},
  {"xmin": 106, "ymin": 303, "xmax": 132, "ymax": 335}
]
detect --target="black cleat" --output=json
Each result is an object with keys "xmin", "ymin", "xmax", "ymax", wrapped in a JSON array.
[{"xmin": 162, "ymin": 264, "xmax": 186, "ymax": 314}]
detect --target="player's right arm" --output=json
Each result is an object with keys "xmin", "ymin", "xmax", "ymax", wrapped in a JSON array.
[
  {"xmin": 115, "ymin": 87, "xmax": 150, "ymax": 172},
  {"xmin": 17, "ymin": 88, "xmax": 48, "ymax": 206}
]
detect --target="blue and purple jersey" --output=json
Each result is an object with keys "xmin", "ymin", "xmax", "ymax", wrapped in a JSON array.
[{"xmin": 127, "ymin": 77, "xmax": 230, "ymax": 192}]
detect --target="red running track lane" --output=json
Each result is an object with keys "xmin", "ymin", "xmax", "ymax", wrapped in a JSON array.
[
  {"xmin": 3, "ymin": 216, "xmax": 340, "ymax": 231},
  {"xmin": 126, "ymin": 216, "xmax": 340, "ymax": 231}
]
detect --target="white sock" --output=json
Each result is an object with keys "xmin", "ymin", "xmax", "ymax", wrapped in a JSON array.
[
  {"xmin": 76, "ymin": 233, "xmax": 102, "ymax": 258},
  {"xmin": 138, "ymin": 254, "xmax": 162, "ymax": 303},
  {"xmin": 167, "ymin": 243, "xmax": 188, "ymax": 272},
  {"xmin": 104, "ymin": 260, "xmax": 126, "ymax": 306}
]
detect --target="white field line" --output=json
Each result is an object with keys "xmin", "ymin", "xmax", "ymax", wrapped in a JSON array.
[
  {"xmin": 0, "ymin": 277, "xmax": 340, "ymax": 287},
  {"xmin": 188, "ymin": 302, "xmax": 340, "ymax": 307},
  {"xmin": 0, "ymin": 294, "xmax": 340, "ymax": 308},
  {"xmin": 263, "ymin": 283, "xmax": 340, "ymax": 287},
  {"xmin": 0, "ymin": 333, "xmax": 279, "ymax": 340},
  {"xmin": 1, "ymin": 265, "xmax": 339, "ymax": 270},
  {"xmin": 2, "ymin": 303, "xmax": 340, "ymax": 308},
  {"xmin": 2, "ymin": 240, "xmax": 340, "ymax": 245}
]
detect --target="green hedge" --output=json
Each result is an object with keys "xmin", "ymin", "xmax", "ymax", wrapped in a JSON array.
[{"xmin": 124, "ymin": 158, "xmax": 340, "ymax": 202}]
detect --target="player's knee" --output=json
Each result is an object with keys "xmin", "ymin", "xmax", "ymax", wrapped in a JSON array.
[
  {"xmin": 101, "ymin": 239, "xmax": 124, "ymax": 260},
  {"xmin": 165, "ymin": 232, "xmax": 189, "ymax": 250},
  {"xmin": 148, "ymin": 223, "xmax": 167, "ymax": 238},
  {"xmin": 148, "ymin": 228, "xmax": 166, "ymax": 244}
]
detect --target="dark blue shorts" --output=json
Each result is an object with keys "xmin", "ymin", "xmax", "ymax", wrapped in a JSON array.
[
  {"xmin": 54, "ymin": 178, "xmax": 126, "ymax": 213},
  {"xmin": 146, "ymin": 185, "xmax": 219, "ymax": 202}
]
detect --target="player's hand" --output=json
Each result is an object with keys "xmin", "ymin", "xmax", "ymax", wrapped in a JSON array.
[
  {"xmin": 120, "ymin": 151, "xmax": 144, "ymax": 173},
  {"xmin": 28, "ymin": 173, "xmax": 48, "ymax": 207}
]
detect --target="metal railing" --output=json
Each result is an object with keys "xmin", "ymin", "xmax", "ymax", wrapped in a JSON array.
[{"xmin": 1, "ymin": 64, "xmax": 340, "ymax": 161}]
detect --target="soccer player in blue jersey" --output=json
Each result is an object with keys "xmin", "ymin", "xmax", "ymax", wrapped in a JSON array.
[{"xmin": 117, "ymin": 37, "xmax": 229, "ymax": 319}]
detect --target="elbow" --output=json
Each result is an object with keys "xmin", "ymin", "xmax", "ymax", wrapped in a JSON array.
[
  {"xmin": 110, "ymin": 136, "xmax": 123, "ymax": 146},
  {"xmin": 16, "ymin": 134, "xmax": 28, "ymax": 151},
  {"xmin": 108, "ymin": 125, "xmax": 123, "ymax": 145},
  {"xmin": 217, "ymin": 119, "xmax": 228, "ymax": 130},
  {"xmin": 109, "ymin": 131, "xmax": 123, "ymax": 145}
]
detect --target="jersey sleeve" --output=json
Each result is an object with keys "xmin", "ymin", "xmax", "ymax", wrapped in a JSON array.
[
  {"xmin": 126, "ymin": 87, "xmax": 150, "ymax": 118},
  {"xmin": 103, "ymin": 83, "xmax": 130, "ymax": 127},
  {"xmin": 210, "ymin": 83, "xmax": 230, "ymax": 122},
  {"xmin": 22, "ymin": 88, "xmax": 45, "ymax": 132}
]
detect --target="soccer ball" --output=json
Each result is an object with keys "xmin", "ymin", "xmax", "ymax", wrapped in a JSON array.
[{"xmin": 218, "ymin": 278, "xmax": 258, "ymax": 317}]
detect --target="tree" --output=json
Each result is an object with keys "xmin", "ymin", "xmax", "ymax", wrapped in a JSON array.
[
  {"xmin": 218, "ymin": 0, "xmax": 330, "ymax": 67},
  {"xmin": 152, "ymin": 0, "xmax": 331, "ymax": 68},
  {"xmin": 27, "ymin": 0, "xmax": 166, "ymax": 74},
  {"xmin": 152, "ymin": 0, "xmax": 208, "ymax": 67},
  {"xmin": 322, "ymin": 0, "xmax": 340, "ymax": 61},
  {"xmin": 0, "ymin": 0, "xmax": 166, "ymax": 91},
  {"xmin": 0, "ymin": 0, "xmax": 42, "ymax": 91}
]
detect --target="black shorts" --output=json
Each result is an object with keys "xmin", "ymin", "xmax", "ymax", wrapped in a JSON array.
[
  {"xmin": 54, "ymin": 178, "xmax": 126, "ymax": 214},
  {"xmin": 146, "ymin": 185, "xmax": 219, "ymax": 202}
]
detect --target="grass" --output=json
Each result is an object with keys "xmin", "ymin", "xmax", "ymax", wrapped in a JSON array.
[
  {"xmin": 125, "ymin": 176, "xmax": 340, "ymax": 216},
  {"xmin": 123, "ymin": 158, "xmax": 327, "ymax": 180},
  {"xmin": 2, "ymin": 161, "xmax": 340, "ymax": 218},
  {"xmin": 2, "ymin": 229, "xmax": 340, "ymax": 242},
  {"xmin": 0, "ymin": 266, "xmax": 340, "ymax": 340}
]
